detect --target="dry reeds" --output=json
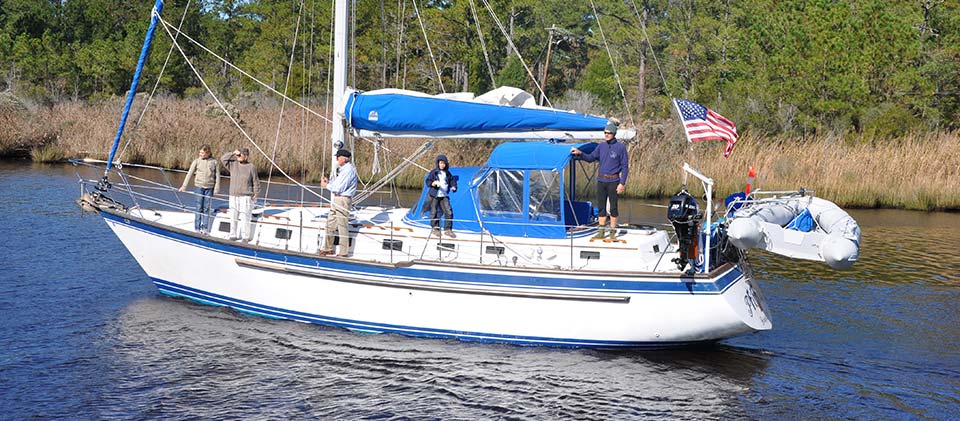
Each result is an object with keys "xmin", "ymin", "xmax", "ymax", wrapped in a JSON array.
[
  {"xmin": 1, "ymin": 97, "xmax": 957, "ymax": 211},
  {"xmin": 638, "ymin": 131, "xmax": 960, "ymax": 211}
]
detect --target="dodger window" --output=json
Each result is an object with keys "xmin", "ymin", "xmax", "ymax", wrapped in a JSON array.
[
  {"xmin": 478, "ymin": 169, "xmax": 524, "ymax": 219},
  {"xmin": 529, "ymin": 169, "xmax": 561, "ymax": 221}
]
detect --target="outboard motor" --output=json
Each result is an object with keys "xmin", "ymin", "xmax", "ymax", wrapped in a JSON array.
[{"xmin": 667, "ymin": 189, "xmax": 701, "ymax": 271}]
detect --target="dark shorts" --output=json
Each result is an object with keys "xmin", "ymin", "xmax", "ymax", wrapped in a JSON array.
[{"xmin": 596, "ymin": 181, "xmax": 619, "ymax": 217}]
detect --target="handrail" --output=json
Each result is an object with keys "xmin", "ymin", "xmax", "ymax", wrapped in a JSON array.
[
  {"xmin": 76, "ymin": 159, "xmax": 684, "ymax": 272},
  {"xmin": 683, "ymin": 163, "xmax": 713, "ymax": 273}
]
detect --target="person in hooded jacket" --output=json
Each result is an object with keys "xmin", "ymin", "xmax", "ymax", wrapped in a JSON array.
[{"xmin": 425, "ymin": 154, "xmax": 458, "ymax": 238}]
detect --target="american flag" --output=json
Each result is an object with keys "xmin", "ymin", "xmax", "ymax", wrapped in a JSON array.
[{"xmin": 673, "ymin": 98, "xmax": 739, "ymax": 157}]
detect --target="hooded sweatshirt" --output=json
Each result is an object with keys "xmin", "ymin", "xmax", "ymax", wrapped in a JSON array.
[{"xmin": 425, "ymin": 154, "xmax": 457, "ymax": 198}]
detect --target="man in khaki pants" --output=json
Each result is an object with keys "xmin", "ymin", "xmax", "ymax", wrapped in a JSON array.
[{"xmin": 319, "ymin": 149, "xmax": 357, "ymax": 257}]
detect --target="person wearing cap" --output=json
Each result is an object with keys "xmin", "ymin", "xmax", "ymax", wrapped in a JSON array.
[
  {"xmin": 221, "ymin": 147, "xmax": 260, "ymax": 241},
  {"xmin": 570, "ymin": 121, "xmax": 629, "ymax": 240},
  {"xmin": 319, "ymin": 149, "xmax": 358, "ymax": 257},
  {"xmin": 180, "ymin": 144, "xmax": 221, "ymax": 233}
]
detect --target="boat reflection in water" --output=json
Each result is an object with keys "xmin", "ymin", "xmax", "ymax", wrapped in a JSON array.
[{"xmin": 108, "ymin": 295, "xmax": 771, "ymax": 418}]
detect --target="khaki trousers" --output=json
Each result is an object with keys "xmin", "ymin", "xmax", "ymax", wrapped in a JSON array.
[{"xmin": 323, "ymin": 195, "xmax": 352, "ymax": 254}]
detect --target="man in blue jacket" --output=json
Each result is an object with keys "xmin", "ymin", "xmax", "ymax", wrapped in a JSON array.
[
  {"xmin": 425, "ymin": 154, "xmax": 458, "ymax": 238},
  {"xmin": 571, "ymin": 121, "xmax": 629, "ymax": 239}
]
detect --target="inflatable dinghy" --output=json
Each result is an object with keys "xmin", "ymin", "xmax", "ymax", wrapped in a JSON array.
[{"xmin": 726, "ymin": 192, "xmax": 861, "ymax": 270}]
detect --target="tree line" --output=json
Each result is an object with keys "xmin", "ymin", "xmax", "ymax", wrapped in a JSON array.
[{"xmin": 1, "ymin": 0, "xmax": 957, "ymax": 139}]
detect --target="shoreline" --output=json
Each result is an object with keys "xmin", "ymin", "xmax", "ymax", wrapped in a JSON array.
[{"xmin": 2, "ymin": 98, "xmax": 958, "ymax": 211}]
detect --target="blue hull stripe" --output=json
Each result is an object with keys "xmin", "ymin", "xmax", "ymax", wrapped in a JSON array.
[
  {"xmin": 152, "ymin": 277, "xmax": 714, "ymax": 348},
  {"xmin": 102, "ymin": 211, "xmax": 743, "ymax": 295}
]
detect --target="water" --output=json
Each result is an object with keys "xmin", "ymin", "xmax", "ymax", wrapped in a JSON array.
[{"xmin": 1, "ymin": 161, "xmax": 958, "ymax": 419}]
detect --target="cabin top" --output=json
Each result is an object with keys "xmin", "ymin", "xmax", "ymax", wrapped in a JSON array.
[{"xmin": 404, "ymin": 141, "xmax": 601, "ymax": 238}]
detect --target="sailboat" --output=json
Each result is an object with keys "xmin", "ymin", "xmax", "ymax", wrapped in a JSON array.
[{"xmin": 74, "ymin": 0, "xmax": 859, "ymax": 348}]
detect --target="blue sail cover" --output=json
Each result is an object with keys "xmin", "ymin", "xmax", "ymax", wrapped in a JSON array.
[
  {"xmin": 345, "ymin": 91, "xmax": 608, "ymax": 134},
  {"xmin": 404, "ymin": 142, "xmax": 598, "ymax": 238}
]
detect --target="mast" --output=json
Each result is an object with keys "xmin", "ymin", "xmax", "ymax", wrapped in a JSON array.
[
  {"xmin": 331, "ymin": 0, "xmax": 348, "ymax": 174},
  {"xmin": 103, "ymin": 0, "xmax": 165, "ymax": 178}
]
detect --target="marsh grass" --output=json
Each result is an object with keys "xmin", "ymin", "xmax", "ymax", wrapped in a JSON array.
[
  {"xmin": 1, "ymin": 97, "xmax": 957, "ymax": 210},
  {"xmin": 664, "ymin": 131, "xmax": 960, "ymax": 211},
  {"xmin": 30, "ymin": 144, "xmax": 66, "ymax": 162}
]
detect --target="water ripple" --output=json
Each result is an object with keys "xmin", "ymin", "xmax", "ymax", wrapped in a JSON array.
[{"xmin": 3, "ymin": 163, "xmax": 959, "ymax": 420}]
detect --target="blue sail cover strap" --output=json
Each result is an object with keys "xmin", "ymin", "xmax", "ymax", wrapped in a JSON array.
[
  {"xmin": 345, "ymin": 91, "xmax": 608, "ymax": 134},
  {"xmin": 104, "ymin": 0, "xmax": 165, "ymax": 175}
]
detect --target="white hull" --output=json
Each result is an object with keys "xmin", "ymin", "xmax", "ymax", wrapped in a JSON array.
[{"xmin": 101, "ymin": 207, "xmax": 771, "ymax": 348}]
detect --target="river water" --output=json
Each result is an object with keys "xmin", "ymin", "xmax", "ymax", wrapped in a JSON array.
[{"xmin": 1, "ymin": 161, "xmax": 957, "ymax": 419}]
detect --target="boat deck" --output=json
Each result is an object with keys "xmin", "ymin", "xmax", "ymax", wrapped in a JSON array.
[{"xmin": 128, "ymin": 204, "xmax": 686, "ymax": 274}]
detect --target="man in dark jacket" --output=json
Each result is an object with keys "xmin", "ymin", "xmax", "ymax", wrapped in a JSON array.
[
  {"xmin": 571, "ymin": 121, "xmax": 629, "ymax": 239},
  {"xmin": 425, "ymin": 154, "xmax": 458, "ymax": 238}
]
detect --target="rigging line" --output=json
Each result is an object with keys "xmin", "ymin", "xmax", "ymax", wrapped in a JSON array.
[
  {"xmin": 355, "ymin": 139, "xmax": 430, "ymax": 172},
  {"xmin": 301, "ymin": 0, "xmax": 316, "ymax": 204},
  {"xmin": 319, "ymin": 2, "xmax": 429, "ymax": 180},
  {"xmin": 157, "ymin": 14, "xmax": 331, "ymax": 205},
  {"xmin": 351, "ymin": 0, "xmax": 356, "ymax": 87},
  {"xmin": 628, "ymin": 0, "xmax": 669, "ymax": 98},
  {"xmin": 335, "ymin": 25, "xmax": 429, "ymax": 179},
  {"xmin": 412, "ymin": 0, "xmax": 445, "ymax": 93},
  {"xmin": 118, "ymin": 0, "xmax": 192, "ymax": 162},
  {"xmin": 479, "ymin": 0, "xmax": 552, "ymax": 108},
  {"xmin": 155, "ymin": 15, "xmax": 333, "ymax": 124},
  {"xmin": 395, "ymin": 0, "xmax": 405, "ymax": 88},
  {"xmin": 324, "ymin": 0, "xmax": 335, "ymax": 175},
  {"xmin": 353, "ymin": 141, "xmax": 433, "ymax": 203},
  {"xmin": 467, "ymin": 0, "xmax": 497, "ymax": 89},
  {"xmin": 156, "ymin": 3, "xmax": 425, "ymax": 202},
  {"xmin": 589, "ymin": 0, "xmax": 636, "ymax": 129},
  {"xmin": 379, "ymin": 0, "xmax": 387, "ymax": 87},
  {"xmin": 265, "ymin": 0, "xmax": 306, "ymax": 202}
]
